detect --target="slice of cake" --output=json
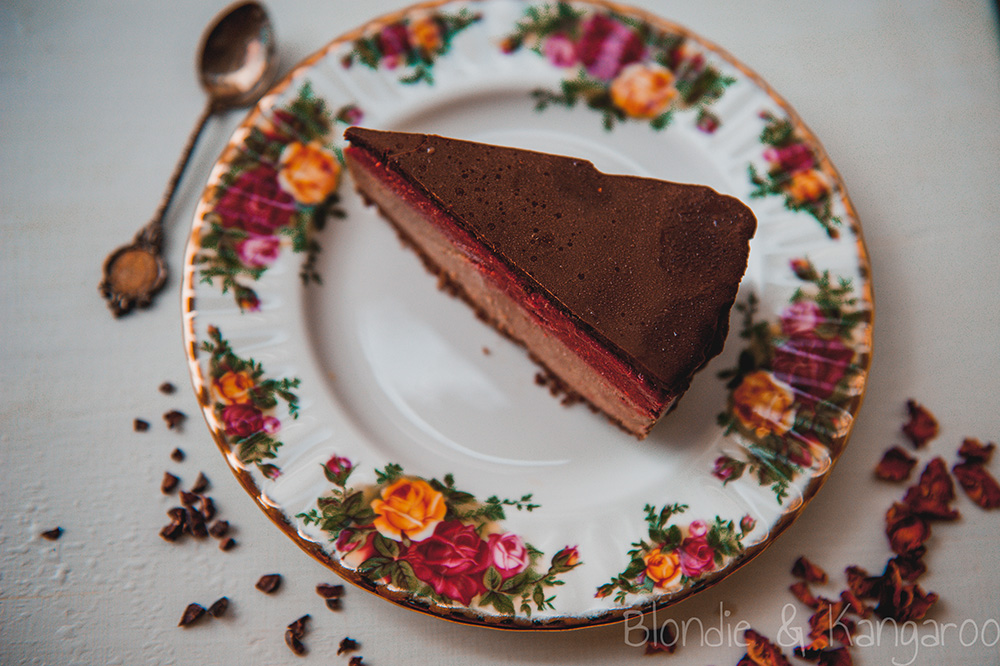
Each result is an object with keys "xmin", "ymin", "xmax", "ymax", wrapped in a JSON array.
[{"xmin": 343, "ymin": 127, "xmax": 756, "ymax": 438}]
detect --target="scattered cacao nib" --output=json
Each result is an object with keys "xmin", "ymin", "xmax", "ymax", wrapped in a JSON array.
[
  {"xmin": 190, "ymin": 472, "xmax": 210, "ymax": 494},
  {"xmin": 166, "ymin": 506, "xmax": 187, "ymax": 523},
  {"xmin": 884, "ymin": 503, "xmax": 931, "ymax": 555},
  {"xmin": 957, "ymin": 437, "xmax": 995, "ymax": 464},
  {"xmin": 201, "ymin": 496, "xmax": 216, "ymax": 522},
  {"xmin": 133, "ymin": 418, "xmax": 150, "ymax": 432},
  {"xmin": 208, "ymin": 596, "xmax": 229, "ymax": 618},
  {"xmin": 324, "ymin": 597, "xmax": 342, "ymax": 611},
  {"xmin": 790, "ymin": 581, "xmax": 820, "ymax": 609},
  {"xmin": 255, "ymin": 573, "xmax": 282, "ymax": 594},
  {"xmin": 163, "ymin": 410, "xmax": 186, "ymax": 430},
  {"xmin": 903, "ymin": 457, "xmax": 959, "ymax": 520},
  {"xmin": 40, "ymin": 527, "xmax": 63, "ymax": 541},
  {"xmin": 287, "ymin": 614, "xmax": 310, "ymax": 638},
  {"xmin": 737, "ymin": 628, "xmax": 791, "ymax": 666},
  {"xmin": 170, "ymin": 447, "xmax": 185, "ymax": 462},
  {"xmin": 160, "ymin": 510, "xmax": 186, "ymax": 542},
  {"xmin": 337, "ymin": 637, "xmax": 359, "ymax": 655},
  {"xmin": 952, "ymin": 460, "xmax": 1000, "ymax": 509},
  {"xmin": 284, "ymin": 629, "xmax": 306, "ymax": 656},
  {"xmin": 316, "ymin": 583, "xmax": 345, "ymax": 599},
  {"xmin": 482, "ymin": 346, "xmax": 491, "ymax": 355},
  {"xmin": 874, "ymin": 446, "xmax": 917, "ymax": 482},
  {"xmin": 208, "ymin": 520, "xmax": 230, "ymax": 539},
  {"xmin": 186, "ymin": 507, "xmax": 208, "ymax": 538},
  {"xmin": 348, "ymin": 657, "xmax": 364, "ymax": 666},
  {"xmin": 902, "ymin": 399, "xmax": 938, "ymax": 448},
  {"xmin": 159, "ymin": 381, "xmax": 176, "ymax": 394},
  {"xmin": 161, "ymin": 472, "xmax": 180, "ymax": 494},
  {"xmin": 791, "ymin": 556, "xmax": 828, "ymax": 584},
  {"xmin": 179, "ymin": 490, "xmax": 198, "ymax": 507},
  {"xmin": 219, "ymin": 537, "xmax": 237, "ymax": 551},
  {"xmin": 178, "ymin": 602, "xmax": 207, "ymax": 627}
]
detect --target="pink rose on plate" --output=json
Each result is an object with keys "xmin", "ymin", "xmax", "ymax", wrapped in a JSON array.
[
  {"xmin": 687, "ymin": 520, "xmax": 708, "ymax": 539},
  {"xmin": 236, "ymin": 234, "xmax": 281, "ymax": 268},
  {"xmin": 780, "ymin": 300, "xmax": 823, "ymax": 337},
  {"xmin": 212, "ymin": 164, "xmax": 296, "ymax": 236},
  {"xmin": 577, "ymin": 13, "xmax": 644, "ymax": 80},
  {"xmin": 542, "ymin": 33, "xmax": 577, "ymax": 67},
  {"xmin": 678, "ymin": 535, "xmax": 716, "ymax": 579},
  {"xmin": 772, "ymin": 335, "xmax": 855, "ymax": 404},
  {"xmin": 403, "ymin": 521, "xmax": 490, "ymax": 605},
  {"xmin": 487, "ymin": 532, "xmax": 530, "ymax": 579},
  {"xmin": 763, "ymin": 142, "xmax": 814, "ymax": 174},
  {"xmin": 221, "ymin": 403, "xmax": 263, "ymax": 438}
]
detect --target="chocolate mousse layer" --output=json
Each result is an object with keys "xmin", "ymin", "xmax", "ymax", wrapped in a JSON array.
[{"xmin": 344, "ymin": 127, "xmax": 756, "ymax": 437}]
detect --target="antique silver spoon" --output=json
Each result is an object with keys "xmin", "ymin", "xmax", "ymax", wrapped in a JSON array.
[{"xmin": 100, "ymin": 1, "xmax": 277, "ymax": 316}]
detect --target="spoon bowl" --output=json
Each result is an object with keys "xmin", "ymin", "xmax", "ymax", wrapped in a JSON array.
[{"xmin": 100, "ymin": 1, "xmax": 277, "ymax": 317}]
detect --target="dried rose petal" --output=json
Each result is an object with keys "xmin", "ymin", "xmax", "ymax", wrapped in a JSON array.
[
  {"xmin": 208, "ymin": 596, "xmax": 229, "ymax": 618},
  {"xmin": 284, "ymin": 629, "xmax": 306, "ymax": 656},
  {"xmin": 874, "ymin": 446, "xmax": 917, "ymax": 482},
  {"xmin": 256, "ymin": 573, "xmax": 282, "ymax": 594},
  {"xmin": 790, "ymin": 581, "xmax": 821, "ymax": 609},
  {"xmin": 178, "ymin": 603, "xmax": 206, "ymax": 627},
  {"xmin": 839, "ymin": 589, "xmax": 871, "ymax": 618},
  {"xmin": 845, "ymin": 566, "xmax": 879, "ymax": 600},
  {"xmin": 808, "ymin": 600, "xmax": 853, "ymax": 645},
  {"xmin": 952, "ymin": 461, "xmax": 1000, "ymax": 509},
  {"xmin": 797, "ymin": 646, "xmax": 854, "ymax": 666},
  {"xmin": 902, "ymin": 399, "xmax": 938, "ymax": 448},
  {"xmin": 958, "ymin": 437, "xmax": 995, "ymax": 464},
  {"xmin": 903, "ymin": 457, "xmax": 959, "ymax": 520},
  {"xmin": 889, "ymin": 551, "xmax": 927, "ymax": 582},
  {"xmin": 739, "ymin": 628, "xmax": 792, "ymax": 666},
  {"xmin": 40, "ymin": 527, "xmax": 63, "ymax": 541},
  {"xmin": 792, "ymin": 556, "xmax": 828, "ymax": 584},
  {"xmin": 874, "ymin": 560, "xmax": 938, "ymax": 622},
  {"xmin": 338, "ymin": 637, "xmax": 359, "ymax": 655},
  {"xmin": 885, "ymin": 503, "xmax": 931, "ymax": 554}
]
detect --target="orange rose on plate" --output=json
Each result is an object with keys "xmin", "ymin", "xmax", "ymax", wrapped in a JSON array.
[
  {"xmin": 277, "ymin": 141, "xmax": 342, "ymax": 205},
  {"xmin": 784, "ymin": 169, "xmax": 829, "ymax": 205},
  {"xmin": 213, "ymin": 370, "xmax": 254, "ymax": 405},
  {"xmin": 643, "ymin": 547, "xmax": 681, "ymax": 588},
  {"xmin": 732, "ymin": 370, "xmax": 796, "ymax": 438},
  {"xmin": 407, "ymin": 13, "xmax": 443, "ymax": 54},
  {"xmin": 371, "ymin": 477, "xmax": 446, "ymax": 542},
  {"xmin": 610, "ymin": 62, "xmax": 677, "ymax": 119}
]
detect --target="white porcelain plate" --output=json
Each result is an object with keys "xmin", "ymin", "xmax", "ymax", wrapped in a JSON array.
[{"xmin": 182, "ymin": 0, "xmax": 873, "ymax": 629}]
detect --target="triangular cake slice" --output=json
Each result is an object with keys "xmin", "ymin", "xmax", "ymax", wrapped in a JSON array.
[{"xmin": 344, "ymin": 127, "xmax": 756, "ymax": 438}]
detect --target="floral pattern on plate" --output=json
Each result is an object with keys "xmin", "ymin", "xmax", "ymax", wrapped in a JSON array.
[
  {"xmin": 597, "ymin": 503, "xmax": 754, "ymax": 604},
  {"xmin": 202, "ymin": 326, "xmax": 301, "ymax": 478},
  {"xmin": 341, "ymin": 8, "xmax": 482, "ymax": 84},
  {"xmin": 501, "ymin": 2, "xmax": 733, "ymax": 132},
  {"xmin": 299, "ymin": 460, "xmax": 582, "ymax": 615},
  {"xmin": 195, "ymin": 83, "xmax": 361, "ymax": 310},
  {"xmin": 749, "ymin": 111, "xmax": 843, "ymax": 238},
  {"xmin": 713, "ymin": 258, "xmax": 867, "ymax": 503}
]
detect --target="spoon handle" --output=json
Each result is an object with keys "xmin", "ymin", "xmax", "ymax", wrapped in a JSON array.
[{"xmin": 139, "ymin": 102, "xmax": 215, "ymax": 249}]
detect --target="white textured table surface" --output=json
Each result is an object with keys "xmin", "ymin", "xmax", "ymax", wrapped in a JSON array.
[{"xmin": 2, "ymin": 1, "xmax": 999, "ymax": 664}]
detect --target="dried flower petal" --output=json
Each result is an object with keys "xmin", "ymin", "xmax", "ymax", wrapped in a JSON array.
[
  {"xmin": 885, "ymin": 503, "xmax": 931, "ymax": 554},
  {"xmin": 808, "ymin": 600, "xmax": 853, "ymax": 645},
  {"xmin": 790, "ymin": 581, "xmax": 821, "ymax": 609},
  {"xmin": 792, "ymin": 556, "xmax": 828, "ymax": 584},
  {"xmin": 953, "ymin": 461, "xmax": 1000, "ymax": 509},
  {"xmin": 839, "ymin": 589, "xmax": 871, "ymax": 618},
  {"xmin": 816, "ymin": 647, "xmax": 853, "ymax": 666},
  {"xmin": 178, "ymin": 602, "xmax": 206, "ymax": 627},
  {"xmin": 889, "ymin": 551, "xmax": 927, "ymax": 582},
  {"xmin": 874, "ymin": 446, "xmax": 917, "ymax": 482},
  {"xmin": 903, "ymin": 457, "xmax": 959, "ymax": 520},
  {"xmin": 739, "ymin": 628, "xmax": 792, "ymax": 666},
  {"xmin": 338, "ymin": 637, "xmax": 359, "ymax": 655},
  {"xmin": 957, "ymin": 437, "xmax": 995, "ymax": 464},
  {"xmin": 255, "ymin": 573, "xmax": 282, "ymax": 593},
  {"xmin": 208, "ymin": 597, "xmax": 229, "ymax": 618},
  {"xmin": 284, "ymin": 629, "xmax": 306, "ymax": 656},
  {"xmin": 844, "ymin": 566, "xmax": 879, "ymax": 600},
  {"xmin": 873, "ymin": 560, "xmax": 938, "ymax": 622},
  {"xmin": 902, "ymin": 399, "xmax": 938, "ymax": 448}
]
